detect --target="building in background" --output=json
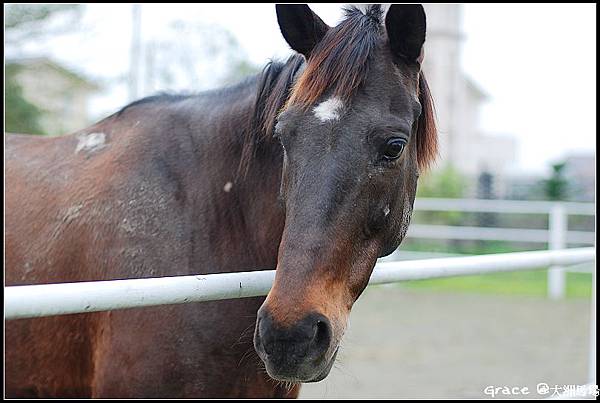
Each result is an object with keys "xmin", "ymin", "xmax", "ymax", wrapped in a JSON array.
[
  {"xmin": 563, "ymin": 153, "xmax": 595, "ymax": 202},
  {"xmin": 6, "ymin": 57, "xmax": 100, "ymax": 135},
  {"xmin": 422, "ymin": 4, "xmax": 518, "ymax": 198}
]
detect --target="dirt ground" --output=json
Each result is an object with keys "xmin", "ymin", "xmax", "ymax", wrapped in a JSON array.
[{"xmin": 299, "ymin": 286, "xmax": 594, "ymax": 399}]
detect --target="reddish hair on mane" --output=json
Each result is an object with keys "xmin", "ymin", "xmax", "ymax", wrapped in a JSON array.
[
  {"xmin": 283, "ymin": 6, "xmax": 437, "ymax": 171},
  {"xmin": 286, "ymin": 6, "xmax": 381, "ymax": 109},
  {"xmin": 416, "ymin": 71, "xmax": 438, "ymax": 171},
  {"xmin": 242, "ymin": 6, "xmax": 437, "ymax": 175}
]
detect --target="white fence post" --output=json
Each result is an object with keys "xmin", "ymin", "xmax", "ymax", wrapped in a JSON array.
[
  {"xmin": 548, "ymin": 203, "xmax": 567, "ymax": 299},
  {"xmin": 589, "ymin": 260, "xmax": 596, "ymax": 385}
]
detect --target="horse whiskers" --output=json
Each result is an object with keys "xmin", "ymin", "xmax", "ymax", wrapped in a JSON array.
[
  {"xmin": 331, "ymin": 355, "xmax": 358, "ymax": 383},
  {"xmin": 236, "ymin": 339, "xmax": 300, "ymax": 393},
  {"xmin": 283, "ymin": 380, "xmax": 298, "ymax": 392},
  {"xmin": 255, "ymin": 362, "xmax": 300, "ymax": 392},
  {"xmin": 230, "ymin": 323, "xmax": 256, "ymax": 349},
  {"xmin": 237, "ymin": 346, "xmax": 258, "ymax": 368},
  {"xmin": 277, "ymin": 379, "xmax": 299, "ymax": 393}
]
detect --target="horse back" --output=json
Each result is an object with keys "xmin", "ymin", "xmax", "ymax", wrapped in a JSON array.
[
  {"xmin": 5, "ymin": 114, "xmax": 190, "ymax": 397},
  {"xmin": 5, "ymin": 99, "xmax": 288, "ymax": 397}
]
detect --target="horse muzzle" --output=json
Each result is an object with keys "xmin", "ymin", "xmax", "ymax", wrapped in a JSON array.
[{"xmin": 253, "ymin": 309, "xmax": 337, "ymax": 382}]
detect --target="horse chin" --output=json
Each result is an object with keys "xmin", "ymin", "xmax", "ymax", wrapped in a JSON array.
[
  {"xmin": 266, "ymin": 347, "xmax": 339, "ymax": 384},
  {"xmin": 303, "ymin": 347, "xmax": 339, "ymax": 383}
]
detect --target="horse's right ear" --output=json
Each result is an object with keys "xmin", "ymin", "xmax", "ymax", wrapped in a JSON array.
[{"xmin": 276, "ymin": 4, "xmax": 330, "ymax": 59}]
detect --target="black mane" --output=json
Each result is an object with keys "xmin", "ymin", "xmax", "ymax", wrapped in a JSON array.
[{"xmin": 115, "ymin": 93, "xmax": 192, "ymax": 117}]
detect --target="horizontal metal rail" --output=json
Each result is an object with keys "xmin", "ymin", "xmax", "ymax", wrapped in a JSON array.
[
  {"xmin": 5, "ymin": 248, "xmax": 595, "ymax": 321},
  {"xmin": 414, "ymin": 198, "xmax": 595, "ymax": 215},
  {"xmin": 409, "ymin": 199, "xmax": 596, "ymax": 300},
  {"xmin": 407, "ymin": 224, "xmax": 595, "ymax": 244}
]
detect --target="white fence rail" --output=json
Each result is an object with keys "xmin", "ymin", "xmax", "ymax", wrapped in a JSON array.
[
  {"xmin": 407, "ymin": 224, "xmax": 594, "ymax": 244},
  {"xmin": 409, "ymin": 198, "xmax": 595, "ymax": 299},
  {"xmin": 413, "ymin": 198, "xmax": 595, "ymax": 215},
  {"xmin": 5, "ymin": 247, "xmax": 594, "ymax": 321}
]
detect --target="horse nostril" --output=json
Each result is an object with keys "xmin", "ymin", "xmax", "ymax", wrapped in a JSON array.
[
  {"xmin": 255, "ymin": 309, "xmax": 333, "ymax": 362},
  {"xmin": 256, "ymin": 315, "xmax": 274, "ymax": 355},
  {"xmin": 310, "ymin": 315, "xmax": 332, "ymax": 356}
]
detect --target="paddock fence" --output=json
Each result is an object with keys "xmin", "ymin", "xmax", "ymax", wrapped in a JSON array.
[
  {"xmin": 5, "ymin": 247, "xmax": 594, "ymax": 320},
  {"xmin": 4, "ymin": 198, "xmax": 596, "ymax": 387},
  {"xmin": 405, "ymin": 198, "xmax": 596, "ymax": 299},
  {"xmin": 4, "ymin": 247, "xmax": 596, "ymax": 385}
]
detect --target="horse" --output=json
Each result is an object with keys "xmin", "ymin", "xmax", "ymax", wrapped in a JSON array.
[{"xmin": 5, "ymin": 4, "xmax": 437, "ymax": 398}]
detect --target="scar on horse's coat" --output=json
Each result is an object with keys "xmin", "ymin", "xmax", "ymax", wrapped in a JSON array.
[
  {"xmin": 62, "ymin": 204, "xmax": 84, "ymax": 223},
  {"xmin": 76, "ymin": 132, "xmax": 107, "ymax": 154}
]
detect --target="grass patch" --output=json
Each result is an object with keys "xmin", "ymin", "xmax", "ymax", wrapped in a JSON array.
[
  {"xmin": 399, "ymin": 268, "xmax": 592, "ymax": 298},
  {"xmin": 395, "ymin": 240, "xmax": 593, "ymax": 298}
]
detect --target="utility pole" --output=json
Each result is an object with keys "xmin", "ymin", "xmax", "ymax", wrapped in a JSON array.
[{"xmin": 128, "ymin": 4, "xmax": 142, "ymax": 102}]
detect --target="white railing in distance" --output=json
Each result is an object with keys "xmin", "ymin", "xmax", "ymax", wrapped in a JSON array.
[
  {"xmin": 4, "ymin": 248, "xmax": 595, "ymax": 321},
  {"xmin": 406, "ymin": 224, "xmax": 594, "ymax": 244},
  {"xmin": 414, "ymin": 198, "xmax": 595, "ymax": 215},
  {"xmin": 411, "ymin": 198, "xmax": 596, "ymax": 300}
]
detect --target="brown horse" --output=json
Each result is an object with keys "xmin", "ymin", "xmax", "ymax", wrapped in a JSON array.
[{"xmin": 5, "ymin": 4, "xmax": 437, "ymax": 398}]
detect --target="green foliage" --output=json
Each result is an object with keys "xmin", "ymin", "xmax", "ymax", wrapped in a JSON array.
[
  {"xmin": 6, "ymin": 5, "xmax": 73, "ymax": 29},
  {"xmin": 5, "ymin": 64, "xmax": 46, "ymax": 135},
  {"xmin": 540, "ymin": 162, "xmax": 569, "ymax": 201},
  {"xmin": 417, "ymin": 164, "xmax": 468, "ymax": 198},
  {"xmin": 5, "ymin": 4, "xmax": 83, "ymax": 135},
  {"xmin": 415, "ymin": 164, "xmax": 469, "ymax": 225},
  {"xmin": 221, "ymin": 59, "xmax": 262, "ymax": 87},
  {"xmin": 5, "ymin": 4, "xmax": 81, "ymax": 42},
  {"xmin": 397, "ymin": 239, "xmax": 593, "ymax": 298},
  {"xmin": 401, "ymin": 239, "xmax": 534, "ymax": 255},
  {"xmin": 399, "ymin": 269, "xmax": 592, "ymax": 299}
]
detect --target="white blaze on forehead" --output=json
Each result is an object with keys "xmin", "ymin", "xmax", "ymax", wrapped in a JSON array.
[
  {"xmin": 223, "ymin": 182, "xmax": 233, "ymax": 192},
  {"xmin": 313, "ymin": 97, "xmax": 344, "ymax": 122},
  {"xmin": 76, "ymin": 132, "xmax": 106, "ymax": 153}
]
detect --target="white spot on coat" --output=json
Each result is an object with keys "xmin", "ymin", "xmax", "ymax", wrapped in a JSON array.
[
  {"xmin": 223, "ymin": 182, "xmax": 233, "ymax": 192},
  {"xmin": 383, "ymin": 204, "xmax": 391, "ymax": 217},
  {"xmin": 76, "ymin": 132, "xmax": 106, "ymax": 153},
  {"xmin": 313, "ymin": 97, "xmax": 344, "ymax": 122}
]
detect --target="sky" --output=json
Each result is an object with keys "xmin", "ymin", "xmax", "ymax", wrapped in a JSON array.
[{"xmin": 8, "ymin": 3, "xmax": 596, "ymax": 175}]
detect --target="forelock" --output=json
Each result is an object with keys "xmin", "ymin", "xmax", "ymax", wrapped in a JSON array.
[{"xmin": 285, "ymin": 5, "xmax": 383, "ymax": 109}]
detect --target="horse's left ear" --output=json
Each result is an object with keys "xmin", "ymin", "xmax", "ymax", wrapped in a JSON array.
[
  {"xmin": 276, "ymin": 4, "xmax": 330, "ymax": 59},
  {"xmin": 385, "ymin": 4, "xmax": 427, "ymax": 63}
]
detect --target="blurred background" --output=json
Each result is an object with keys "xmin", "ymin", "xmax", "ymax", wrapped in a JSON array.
[{"xmin": 4, "ymin": 3, "xmax": 596, "ymax": 399}]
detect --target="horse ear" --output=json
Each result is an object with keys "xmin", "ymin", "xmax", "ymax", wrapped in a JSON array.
[
  {"xmin": 385, "ymin": 4, "xmax": 427, "ymax": 63},
  {"xmin": 275, "ymin": 4, "xmax": 330, "ymax": 59}
]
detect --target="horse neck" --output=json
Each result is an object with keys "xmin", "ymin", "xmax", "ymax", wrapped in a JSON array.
[{"xmin": 185, "ymin": 83, "xmax": 285, "ymax": 273}]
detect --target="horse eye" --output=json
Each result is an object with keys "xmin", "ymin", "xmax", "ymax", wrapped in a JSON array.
[{"xmin": 382, "ymin": 138, "xmax": 407, "ymax": 160}]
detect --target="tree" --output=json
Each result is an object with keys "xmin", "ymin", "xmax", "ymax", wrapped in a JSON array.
[
  {"xmin": 417, "ymin": 164, "xmax": 468, "ymax": 199},
  {"xmin": 416, "ymin": 164, "xmax": 468, "ymax": 225},
  {"xmin": 5, "ymin": 4, "xmax": 82, "ymax": 45},
  {"xmin": 540, "ymin": 162, "xmax": 569, "ymax": 201},
  {"xmin": 142, "ymin": 20, "xmax": 261, "ymax": 95},
  {"xmin": 5, "ymin": 4, "xmax": 83, "ymax": 135},
  {"xmin": 5, "ymin": 64, "xmax": 46, "ymax": 135}
]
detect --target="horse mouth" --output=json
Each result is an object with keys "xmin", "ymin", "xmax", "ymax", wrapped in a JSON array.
[
  {"xmin": 264, "ymin": 347, "xmax": 339, "ymax": 383},
  {"xmin": 303, "ymin": 347, "xmax": 339, "ymax": 383}
]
